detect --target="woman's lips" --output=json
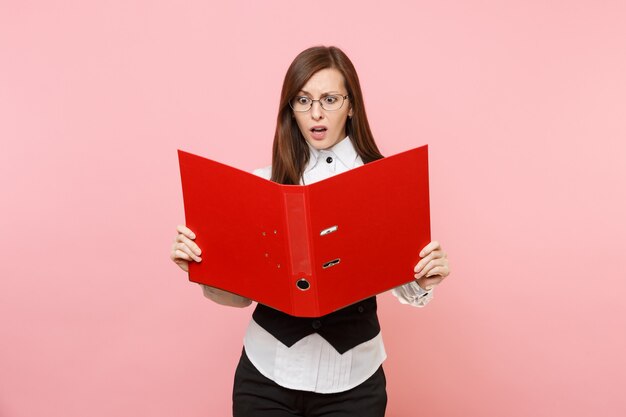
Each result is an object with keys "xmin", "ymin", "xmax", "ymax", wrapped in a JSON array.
[
  {"xmin": 310, "ymin": 127, "xmax": 327, "ymax": 141},
  {"xmin": 310, "ymin": 129, "xmax": 327, "ymax": 140}
]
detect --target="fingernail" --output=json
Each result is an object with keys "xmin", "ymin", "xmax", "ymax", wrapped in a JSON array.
[
  {"xmin": 197, "ymin": 257, "xmax": 202, "ymax": 262},
  {"xmin": 191, "ymin": 232, "xmax": 196, "ymax": 239}
]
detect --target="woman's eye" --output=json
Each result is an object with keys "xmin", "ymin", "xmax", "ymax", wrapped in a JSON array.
[
  {"xmin": 323, "ymin": 96, "xmax": 338, "ymax": 104},
  {"xmin": 297, "ymin": 97, "xmax": 310, "ymax": 104}
]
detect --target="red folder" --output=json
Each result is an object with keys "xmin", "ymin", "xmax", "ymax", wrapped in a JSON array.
[{"xmin": 178, "ymin": 145, "xmax": 430, "ymax": 317}]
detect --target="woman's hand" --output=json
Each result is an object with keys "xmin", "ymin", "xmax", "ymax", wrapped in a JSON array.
[
  {"xmin": 170, "ymin": 225, "xmax": 251, "ymax": 308},
  {"xmin": 414, "ymin": 240, "xmax": 450, "ymax": 290},
  {"xmin": 170, "ymin": 224, "xmax": 202, "ymax": 272}
]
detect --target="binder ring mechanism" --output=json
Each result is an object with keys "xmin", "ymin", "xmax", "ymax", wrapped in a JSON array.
[
  {"xmin": 320, "ymin": 225, "xmax": 341, "ymax": 270},
  {"xmin": 295, "ymin": 226, "xmax": 341, "ymax": 291},
  {"xmin": 320, "ymin": 225, "xmax": 338, "ymax": 236}
]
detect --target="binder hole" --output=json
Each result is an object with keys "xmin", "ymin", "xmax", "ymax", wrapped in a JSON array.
[{"xmin": 296, "ymin": 279, "xmax": 310, "ymax": 291}]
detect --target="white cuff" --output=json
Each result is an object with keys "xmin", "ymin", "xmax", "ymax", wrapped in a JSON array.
[{"xmin": 391, "ymin": 280, "xmax": 434, "ymax": 307}]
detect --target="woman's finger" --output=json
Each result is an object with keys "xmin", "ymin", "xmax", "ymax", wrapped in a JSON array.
[
  {"xmin": 174, "ymin": 249, "xmax": 193, "ymax": 261},
  {"xmin": 414, "ymin": 249, "xmax": 445, "ymax": 273},
  {"xmin": 176, "ymin": 233, "xmax": 202, "ymax": 257},
  {"xmin": 424, "ymin": 265, "xmax": 449, "ymax": 278},
  {"xmin": 415, "ymin": 257, "xmax": 448, "ymax": 279},
  {"xmin": 175, "ymin": 242, "xmax": 202, "ymax": 263},
  {"xmin": 419, "ymin": 240, "xmax": 440, "ymax": 258},
  {"xmin": 176, "ymin": 224, "xmax": 196, "ymax": 240}
]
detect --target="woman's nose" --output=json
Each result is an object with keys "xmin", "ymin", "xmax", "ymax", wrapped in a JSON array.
[{"xmin": 310, "ymin": 101, "xmax": 324, "ymax": 119}]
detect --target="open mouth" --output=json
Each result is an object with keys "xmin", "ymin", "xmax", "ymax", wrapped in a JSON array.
[{"xmin": 310, "ymin": 127, "xmax": 328, "ymax": 140}]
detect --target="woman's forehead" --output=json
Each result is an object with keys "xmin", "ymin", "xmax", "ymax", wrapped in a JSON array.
[{"xmin": 299, "ymin": 68, "xmax": 345, "ymax": 93}]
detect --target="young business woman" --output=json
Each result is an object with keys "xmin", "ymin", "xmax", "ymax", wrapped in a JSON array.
[{"xmin": 170, "ymin": 45, "xmax": 450, "ymax": 417}]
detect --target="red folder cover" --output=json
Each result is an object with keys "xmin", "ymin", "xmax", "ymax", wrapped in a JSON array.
[{"xmin": 178, "ymin": 145, "xmax": 430, "ymax": 317}]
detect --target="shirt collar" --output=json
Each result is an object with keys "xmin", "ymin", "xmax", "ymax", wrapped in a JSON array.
[{"xmin": 304, "ymin": 135, "xmax": 359, "ymax": 173}]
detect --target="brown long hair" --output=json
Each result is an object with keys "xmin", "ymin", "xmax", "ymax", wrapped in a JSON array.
[{"xmin": 270, "ymin": 46, "xmax": 384, "ymax": 185}]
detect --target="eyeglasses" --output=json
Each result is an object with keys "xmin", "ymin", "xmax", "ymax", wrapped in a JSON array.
[{"xmin": 289, "ymin": 94, "xmax": 350, "ymax": 112}]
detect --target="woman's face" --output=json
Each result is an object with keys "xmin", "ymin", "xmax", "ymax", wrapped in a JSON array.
[{"xmin": 292, "ymin": 68, "xmax": 353, "ymax": 150}]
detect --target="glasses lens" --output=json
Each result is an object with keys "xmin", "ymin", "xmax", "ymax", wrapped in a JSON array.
[
  {"xmin": 320, "ymin": 95, "xmax": 344, "ymax": 110},
  {"xmin": 291, "ymin": 96, "xmax": 311, "ymax": 112}
]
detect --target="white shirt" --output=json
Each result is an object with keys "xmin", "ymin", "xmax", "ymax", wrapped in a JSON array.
[{"xmin": 242, "ymin": 136, "xmax": 434, "ymax": 393}]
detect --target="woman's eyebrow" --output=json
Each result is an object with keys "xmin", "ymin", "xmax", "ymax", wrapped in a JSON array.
[{"xmin": 298, "ymin": 90, "xmax": 341, "ymax": 95}]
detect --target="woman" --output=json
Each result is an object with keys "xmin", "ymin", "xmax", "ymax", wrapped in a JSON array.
[{"xmin": 170, "ymin": 46, "xmax": 450, "ymax": 417}]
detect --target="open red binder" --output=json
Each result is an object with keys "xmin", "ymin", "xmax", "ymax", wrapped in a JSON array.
[{"xmin": 178, "ymin": 145, "xmax": 430, "ymax": 317}]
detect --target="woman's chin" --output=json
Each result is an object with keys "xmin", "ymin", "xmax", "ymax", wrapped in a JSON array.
[{"xmin": 305, "ymin": 136, "xmax": 340, "ymax": 150}]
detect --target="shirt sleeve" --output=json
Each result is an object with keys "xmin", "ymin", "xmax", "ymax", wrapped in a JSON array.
[
  {"xmin": 391, "ymin": 280, "xmax": 434, "ymax": 307},
  {"xmin": 252, "ymin": 166, "xmax": 272, "ymax": 180}
]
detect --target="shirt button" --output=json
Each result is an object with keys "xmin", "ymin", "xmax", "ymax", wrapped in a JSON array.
[
  {"xmin": 326, "ymin": 156, "xmax": 333, "ymax": 164},
  {"xmin": 311, "ymin": 320, "xmax": 322, "ymax": 330},
  {"xmin": 357, "ymin": 305, "xmax": 365, "ymax": 313}
]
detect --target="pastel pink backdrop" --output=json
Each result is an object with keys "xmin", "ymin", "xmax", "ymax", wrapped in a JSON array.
[{"xmin": 1, "ymin": 1, "xmax": 624, "ymax": 416}]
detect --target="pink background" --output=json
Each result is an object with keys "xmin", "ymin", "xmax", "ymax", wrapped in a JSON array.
[{"xmin": 1, "ymin": 1, "xmax": 625, "ymax": 416}]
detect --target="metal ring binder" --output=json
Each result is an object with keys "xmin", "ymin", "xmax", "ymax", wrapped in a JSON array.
[{"xmin": 178, "ymin": 143, "xmax": 431, "ymax": 317}]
